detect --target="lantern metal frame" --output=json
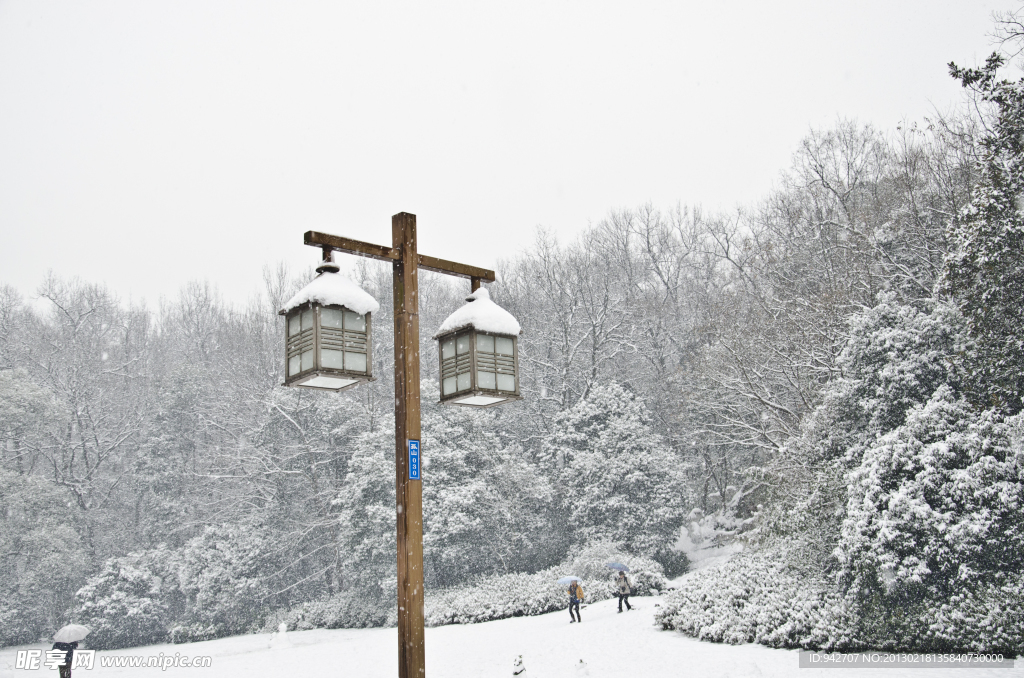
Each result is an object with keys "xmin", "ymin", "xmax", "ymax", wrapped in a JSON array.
[
  {"xmin": 436, "ymin": 326, "xmax": 520, "ymax": 408},
  {"xmin": 281, "ymin": 300, "xmax": 375, "ymax": 391}
]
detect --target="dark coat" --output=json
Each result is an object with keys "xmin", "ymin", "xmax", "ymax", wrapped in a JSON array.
[{"xmin": 52, "ymin": 641, "xmax": 77, "ymax": 666}]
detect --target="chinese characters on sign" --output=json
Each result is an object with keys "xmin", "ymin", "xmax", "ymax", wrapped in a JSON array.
[{"xmin": 409, "ymin": 439, "xmax": 420, "ymax": 480}]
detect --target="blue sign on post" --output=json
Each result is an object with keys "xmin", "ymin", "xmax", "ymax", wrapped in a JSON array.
[{"xmin": 408, "ymin": 440, "xmax": 421, "ymax": 480}]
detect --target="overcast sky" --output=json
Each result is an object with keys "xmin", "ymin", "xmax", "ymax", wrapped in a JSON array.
[{"xmin": 0, "ymin": 1, "xmax": 1005, "ymax": 307}]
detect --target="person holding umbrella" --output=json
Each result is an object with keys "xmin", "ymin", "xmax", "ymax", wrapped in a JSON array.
[
  {"xmin": 615, "ymin": 570, "xmax": 632, "ymax": 612},
  {"xmin": 605, "ymin": 562, "xmax": 633, "ymax": 613},
  {"xmin": 567, "ymin": 578, "xmax": 584, "ymax": 623},
  {"xmin": 51, "ymin": 624, "xmax": 89, "ymax": 678}
]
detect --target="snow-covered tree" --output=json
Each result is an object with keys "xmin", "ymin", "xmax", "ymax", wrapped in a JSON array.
[
  {"xmin": 545, "ymin": 382, "xmax": 689, "ymax": 569},
  {"xmin": 945, "ymin": 53, "xmax": 1024, "ymax": 413},
  {"xmin": 840, "ymin": 387, "xmax": 1024, "ymax": 592},
  {"xmin": 333, "ymin": 428, "xmax": 397, "ymax": 596},
  {"xmin": 76, "ymin": 547, "xmax": 176, "ymax": 649},
  {"xmin": 0, "ymin": 369, "xmax": 57, "ymax": 474},
  {"xmin": 175, "ymin": 524, "xmax": 277, "ymax": 637},
  {"xmin": 0, "ymin": 469, "xmax": 91, "ymax": 646},
  {"xmin": 837, "ymin": 387, "xmax": 1024, "ymax": 651},
  {"xmin": 421, "ymin": 405, "xmax": 558, "ymax": 587},
  {"xmin": 801, "ymin": 296, "xmax": 968, "ymax": 468}
]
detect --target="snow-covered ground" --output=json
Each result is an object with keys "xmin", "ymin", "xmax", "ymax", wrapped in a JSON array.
[{"xmin": 2, "ymin": 597, "xmax": 1019, "ymax": 678}]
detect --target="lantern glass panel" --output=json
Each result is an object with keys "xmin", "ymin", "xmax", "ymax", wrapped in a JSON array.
[
  {"xmin": 477, "ymin": 334, "xmax": 494, "ymax": 352},
  {"xmin": 288, "ymin": 313, "xmax": 301, "ymax": 336},
  {"xmin": 321, "ymin": 307, "xmax": 344, "ymax": 329},
  {"xmin": 288, "ymin": 354, "xmax": 300, "ymax": 376},
  {"xmin": 442, "ymin": 338, "xmax": 455, "ymax": 360},
  {"xmin": 496, "ymin": 336, "xmax": 514, "ymax": 355},
  {"xmin": 456, "ymin": 334, "xmax": 470, "ymax": 354},
  {"xmin": 442, "ymin": 376, "xmax": 456, "ymax": 395},
  {"xmin": 301, "ymin": 349, "xmax": 314, "ymax": 372},
  {"xmin": 478, "ymin": 370, "xmax": 496, "ymax": 389},
  {"xmin": 497, "ymin": 373, "xmax": 515, "ymax": 391},
  {"xmin": 322, "ymin": 349, "xmax": 344, "ymax": 369},
  {"xmin": 344, "ymin": 310, "xmax": 366, "ymax": 332},
  {"xmin": 301, "ymin": 308, "xmax": 314, "ymax": 331},
  {"xmin": 345, "ymin": 351, "xmax": 367, "ymax": 372},
  {"xmin": 457, "ymin": 372, "xmax": 470, "ymax": 391}
]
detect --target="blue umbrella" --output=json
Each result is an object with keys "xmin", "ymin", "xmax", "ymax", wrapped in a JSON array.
[
  {"xmin": 557, "ymin": 576, "xmax": 582, "ymax": 585},
  {"xmin": 606, "ymin": 562, "xmax": 630, "ymax": 572}
]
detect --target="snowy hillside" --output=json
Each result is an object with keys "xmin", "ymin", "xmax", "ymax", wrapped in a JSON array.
[{"xmin": 2, "ymin": 595, "xmax": 1018, "ymax": 678}]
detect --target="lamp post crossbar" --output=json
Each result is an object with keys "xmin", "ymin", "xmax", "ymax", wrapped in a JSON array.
[
  {"xmin": 303, "ymin": 214, "xmax": 491, "ymax": 678},
  {"xmin": 305, "ymin": 230, "xmax": 496, "ymax": 282}
]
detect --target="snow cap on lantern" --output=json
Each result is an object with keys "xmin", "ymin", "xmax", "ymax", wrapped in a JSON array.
[
  {"xmin": 433, "ymin": 287, "xmax": 521, "ymax": 407},
  {"xmin": 279, "ymin": 260, "xmax": 379, "ymax": 391}
]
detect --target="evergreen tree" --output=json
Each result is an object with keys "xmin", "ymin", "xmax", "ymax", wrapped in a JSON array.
[
  {"xmin": 333, "ymin": 428, "xmax": 397, "ymax": 596},
  {"xmin": 545, "ymin": 382, "xmax": 689, "ymax": 568},
  {"xmin": 76, "ymin": 547, "xmax": 176, "ymax": 649},
  {"xmin": 945, "ymin": 54, "xmax": 1024, "ymax": 413},
  {"xmin": 0, "ymin": 469, "xmax": 91, "ymax": 646},
  {"xmin": 421, "ymin": 405, "xmax": 558, "ymax": 587}
]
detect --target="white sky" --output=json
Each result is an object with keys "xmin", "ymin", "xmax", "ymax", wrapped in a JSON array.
[{"xmin": 0, "ymin": 1, "xmax": 1005, "ymax": 307}]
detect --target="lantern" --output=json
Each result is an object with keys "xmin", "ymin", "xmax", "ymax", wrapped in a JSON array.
[
  {"xmin": 434, "ymin": 287, "xmax": 521, "ymax": 407},
  {"xmin": 279, "ymin": 259, "xmax": 379, "ymax": 391}
]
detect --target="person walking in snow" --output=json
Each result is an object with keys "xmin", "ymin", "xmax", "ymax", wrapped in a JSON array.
[
  {"xmin": 567, "ymin": 580, "xmax": 584, "ymax": 623},
  {"xmin": 615, "ymin": 570, "xmax": 632, "ymax": 612},
  {"xmin": 50, "ymin": 640, "xmax": 77, "ymax": 678}
]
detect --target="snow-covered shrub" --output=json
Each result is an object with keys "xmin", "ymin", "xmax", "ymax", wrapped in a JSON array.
[
  {"xmin": 909, "ymin": 573, "xmax": 1024, "ymax": 654},
  {"xmin": 168, "ymin": 623, "xmax": 223, "ymax": 644},
  {"xmin": 425, "ymin": 569, "xmax": 568, "ymax": 626},
  {"xmin": 654, "ymin": 552, "xmax": 844, "ymax": 648},
  {"xmin": 424, "ymin": 546, "xmax": 667, "ymax": 627},
  {"xmin": 274, "ymin": 590, "xmax": 395, "ymax": 631},
  {"xmin": 658, "ymin": 548, "xmax": 1024, "ymax": 655},
  {"xmin": 274, "ymin": 544, "xmax": 667, "ymax": 630},
  {"xmin": 76, "ymin": 547, "xmax": 179, "ymax": 649},
  {"xmin": 837, "ymin": 573, "xmax": 1024, "ymax": 655}
]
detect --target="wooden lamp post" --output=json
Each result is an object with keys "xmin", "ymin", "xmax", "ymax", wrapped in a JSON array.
[{"xmin": 288, "ymin": 213, "xmax": 508, "ymax": 678}]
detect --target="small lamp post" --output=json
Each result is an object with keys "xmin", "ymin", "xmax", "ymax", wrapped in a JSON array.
[
  {"xmin": 434, "ymin": 287, "xmax": 521, "ymax": 408},
  {"xmin": 279, "ymin": 258, "xmax": 379, "ymax": 391}
]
